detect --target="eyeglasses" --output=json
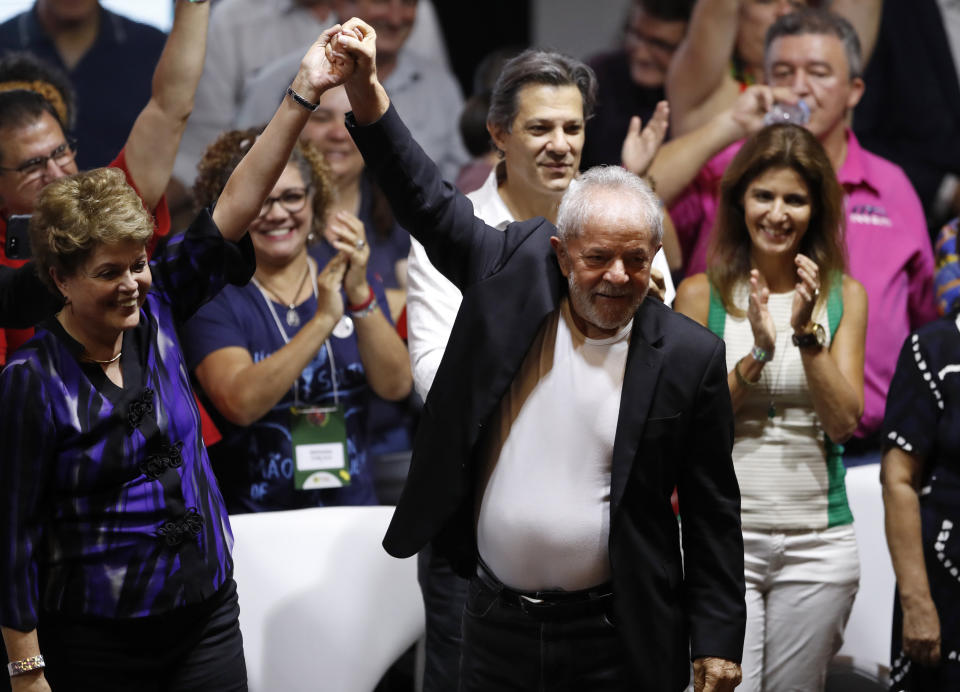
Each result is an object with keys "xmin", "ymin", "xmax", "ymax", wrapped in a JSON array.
[
  {"xmin": 626, "ymin": 27, "xmax": 681, "ymax": 56},
  {"xmin": 0, "ymin": 138, "xmax": 78, "ymax": 182},
  {"xmin": 259, "ymin": 187, "xmax": 310, "ymax": 216}
]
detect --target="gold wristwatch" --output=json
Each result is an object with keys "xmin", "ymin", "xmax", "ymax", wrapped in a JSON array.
[{"xmin": 792, "ymin": 323, "xmax": 826, "ymax": 349}]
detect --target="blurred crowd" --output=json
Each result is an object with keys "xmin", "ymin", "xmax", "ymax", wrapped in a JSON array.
[{"xmin": 0, "ymin": 0, "xmax": 959, "ymax": 690}]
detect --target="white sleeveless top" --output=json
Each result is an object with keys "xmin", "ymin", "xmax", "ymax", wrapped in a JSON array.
[{"xmin": 719, "ymin": 283, "xmax": 852, "ymax": 531}]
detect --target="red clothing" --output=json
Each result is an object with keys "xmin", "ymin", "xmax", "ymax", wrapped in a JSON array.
[{"xmin": 0, "ymin": 147, "xmax": 171, "ymax": 364}]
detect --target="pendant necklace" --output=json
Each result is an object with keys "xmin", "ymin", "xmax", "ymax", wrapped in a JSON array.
[
  {"xmin": 765, "ymin": 327, "xmax": 790, "ymax": 420},
  {"xmin": 253, "ymin": 262, "xmax": 311, "ymax": 328}
]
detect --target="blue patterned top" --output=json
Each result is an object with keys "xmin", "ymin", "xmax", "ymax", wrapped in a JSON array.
[
  {"xmin": 0, "ymin": 210, "xmax": 255, "ymax": 631},
  {"xmin": 182, "ymin": 254, "xmax": 383, "ymax": 513}
]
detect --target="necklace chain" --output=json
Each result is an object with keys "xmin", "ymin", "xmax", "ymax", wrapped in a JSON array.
[
  {"xmin": 82, "ymin": 350, "xmax": 122, "ymax": 365},
  {"xmin": 255, "ymin": 261, "xmax": 311, "ymax": 309},
  {"xmin": 253, "ymin": 260, "xmax": 312, "ymax": 328}
]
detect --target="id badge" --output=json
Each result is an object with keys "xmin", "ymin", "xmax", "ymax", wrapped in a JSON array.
[{"xmin": 291, "ymin": 405, "xmax": 351, "ymax": 490}]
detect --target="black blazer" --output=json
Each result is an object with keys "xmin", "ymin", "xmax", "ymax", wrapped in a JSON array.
[{"xmin": 349, "ymin": 105, "xmax": 746, "ymax": 690}]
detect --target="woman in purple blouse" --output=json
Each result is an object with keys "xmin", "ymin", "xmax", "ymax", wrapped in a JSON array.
[{"xmin": 0, "ymin": 25, "xmax": 351, "ymax": 691}]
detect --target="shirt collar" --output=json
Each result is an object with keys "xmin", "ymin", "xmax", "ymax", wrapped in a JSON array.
[
  {"xmin": 18, "ymin": 6, "xmax": 48, "ymax": 47},
  {"xmin": 836, "ymin": 128, "xmax": 877, "ymax": 194},
  {"xmin": 471, "ymin": 162, "xmax": 514, "ymax": 230},
  {"xmin": 21, "ymin": 4, "xmax": 120, "ymax": 48}
]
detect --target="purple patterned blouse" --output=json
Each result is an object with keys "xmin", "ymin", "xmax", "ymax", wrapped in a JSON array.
[{"xmin": 0, "ymin": 210, "xmax": 254, "ymax": 631}]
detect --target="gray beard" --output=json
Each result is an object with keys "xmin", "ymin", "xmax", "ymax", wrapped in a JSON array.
[{"xmin": 567, "ymin": 274, "xmax": 644, "ymax": 333}]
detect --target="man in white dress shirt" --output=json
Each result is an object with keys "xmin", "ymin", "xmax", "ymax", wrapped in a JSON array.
[{"xmin": 405, "ymin": 48, "xmax": 675, "ymax": 690}]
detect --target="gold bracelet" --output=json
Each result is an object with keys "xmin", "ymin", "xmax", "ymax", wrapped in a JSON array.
[{"xmin": 734, "ymin": 356, "xmax": 762, "ymax": 388}]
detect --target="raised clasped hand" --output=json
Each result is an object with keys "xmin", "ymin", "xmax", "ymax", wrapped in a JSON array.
[
  {"xmin": 790, "ymin": 253, "xmax": 820, "ymax": 332},
  {"xmin": 324, "ymin": 18, "xmax": 378, "ymax": 87},
  {"xmin": 293, "ymin": 24, "xmax": 359, "ymax": 102},
  {"xmin": 748, "ymin": 269, "xmax": 776, "ymax": 354}
]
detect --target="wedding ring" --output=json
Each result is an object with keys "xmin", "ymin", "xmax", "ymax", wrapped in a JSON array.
[{"xmin": 355, "ymin": 238, "xmax": 365, "ymax": 249}]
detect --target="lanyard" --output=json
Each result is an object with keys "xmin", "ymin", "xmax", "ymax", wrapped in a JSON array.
[{"xmin": 252, "ymin": 262, "xmax": 340, "ymax": 407}]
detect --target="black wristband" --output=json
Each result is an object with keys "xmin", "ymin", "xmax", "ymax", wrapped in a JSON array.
[{"xmin": 286, "ymin": 86, "xmax": 319, "ymax": 112}]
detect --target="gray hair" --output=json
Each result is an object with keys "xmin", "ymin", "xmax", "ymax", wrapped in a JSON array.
[
  {"xmin": 556, "ymin": 166, "xmax": 663, "ymax": 244},
  {"xmin": 765, "ymin": 8, "xmax": 863, "ymax": 81},
  {"xmin": 486, "ymin": 48, "xmax": 598, "ymax": 133}
]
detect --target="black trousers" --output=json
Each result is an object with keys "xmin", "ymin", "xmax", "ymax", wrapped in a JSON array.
[
  {"xmin": 417, "ymin": 543, "xmax": 470, "ymax": 692},
  {"xmin": 459, "ymin": 568, "xmax": 632, "ymax": 692},
  {"xmin": 37, "ymin": 578, "xmax": 247, "ymax": 691}
]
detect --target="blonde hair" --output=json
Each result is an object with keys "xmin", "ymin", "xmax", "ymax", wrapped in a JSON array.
[{"xmin": 31, "ymin": 167, "xmax": 153, "ymax": 294}]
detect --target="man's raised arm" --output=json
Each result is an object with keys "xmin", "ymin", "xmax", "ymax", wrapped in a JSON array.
[
  {"xmin": 335, "ymin": 19, "xmax": 509, "ymax": 293},
  {"xmin": 122, "ymin": 0, "xmax": 210, "ymax": 212},
  {"xmin": 333, "ymin": 19, "xmax": 390, "ymax": 125}
]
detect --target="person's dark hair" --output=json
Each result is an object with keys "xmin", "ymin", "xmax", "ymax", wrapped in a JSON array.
[
  {"xmin": 0, "ymin": 53, "xmax": 76, "ymax": 165},
  {"xmin": 193, "ymin": 127, "xmax": 333, "ymax": 239},
  {"xmin": 486, "ymin": 49, "xmax": 598, "ymax": 134},
  {"xmin": 460, "ymin": 93, "xmax": 494, "ymax": 157},
  {"xmin": 707, "ymin": 124, "xmax": 846, "ymax": 317},
  {"xmin": 0, "ymin": 52, "xmax": 75, "ymax": 128},
  {"xmin": 634, "ymin": 0, "xmax": 696, "ymax": 23},
  {"xmin": 765, "ymin": 8, "xmax": 863, "ymax": 80},
  {"xmin": 0, "ymin": 91, "xmax": 67, "ymax": 168},
  {"xmin": 471, "ymin": 46, "xmax": 524, "ymax": 97}
]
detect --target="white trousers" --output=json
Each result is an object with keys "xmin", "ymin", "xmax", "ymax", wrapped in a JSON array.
[{"xmin": 739, "ymin": 524, "xmax": 860, "ymax": 692}]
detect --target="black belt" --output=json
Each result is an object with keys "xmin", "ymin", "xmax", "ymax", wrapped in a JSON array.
[{"xmin": 475, "ymin": 559, "xmax": 614, "ymax": 622}]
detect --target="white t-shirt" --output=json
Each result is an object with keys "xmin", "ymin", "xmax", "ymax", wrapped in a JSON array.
[{"xmin": 475, "ymin": 299, "xmax": 630, "ymax": 591}]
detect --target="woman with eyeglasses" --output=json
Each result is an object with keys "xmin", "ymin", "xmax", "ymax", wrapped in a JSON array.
[
  {"xmin": 182, "ymin": 131, "xmax": 412, "ymax": 514},
  {"xmin": 0, "ymin": 24, "xmax": 351, "ymax": 689}
]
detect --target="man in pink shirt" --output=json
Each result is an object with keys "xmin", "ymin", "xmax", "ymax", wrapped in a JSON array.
[{"xmin": 652, "ymin": 7, "xmax": 937, "ymax": 464}]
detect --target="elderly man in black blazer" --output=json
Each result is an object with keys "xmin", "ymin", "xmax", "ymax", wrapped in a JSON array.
[{"xmin": 329, "ymin": 19, "xmax": 746, "ymax": 692}]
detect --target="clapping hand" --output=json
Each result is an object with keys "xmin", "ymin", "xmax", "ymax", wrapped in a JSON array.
[
  {"xmin": 326, "ymin": 210, "xmax": 372, "ymax": 306},
  {"xmin": 648, "ymin": 267, "xmax": 667, "ymax": 303},
  {"xmin": 748, "ymin": 269, "xmax": 776, "ymax": 354},
  {"xmin": 790, "ymin": 253, "xmax": 820, "ymax": 332},
  {"xmin": 315, "ymin": 252, "xmax": 348, "ymax": 321},
  {"xmin": 621, "ymin": 100, "xmax": 670, "ymax": 177}
]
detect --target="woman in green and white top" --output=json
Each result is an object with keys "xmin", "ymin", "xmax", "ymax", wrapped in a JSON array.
[{"xmin": 675, "ymin": 123, "xmax": 867, "ymax": 692}]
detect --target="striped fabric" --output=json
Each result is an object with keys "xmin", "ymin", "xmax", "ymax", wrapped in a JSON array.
[
  {"xmin": 0, "ymin": 210, "xmax": 254, "ymax": 630},
  {"xmin": 708, "ymin": 281, "xmax": 853, "ymax": 531}
]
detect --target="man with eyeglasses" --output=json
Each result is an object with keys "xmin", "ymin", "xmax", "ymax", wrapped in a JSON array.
[
  {"xmin": 0, "ymin": 0, "xmax": 211, "ymax": 364},
  {"xmin": 581, "ymin": 0, "xmax": 694, "ymax": 170}
]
